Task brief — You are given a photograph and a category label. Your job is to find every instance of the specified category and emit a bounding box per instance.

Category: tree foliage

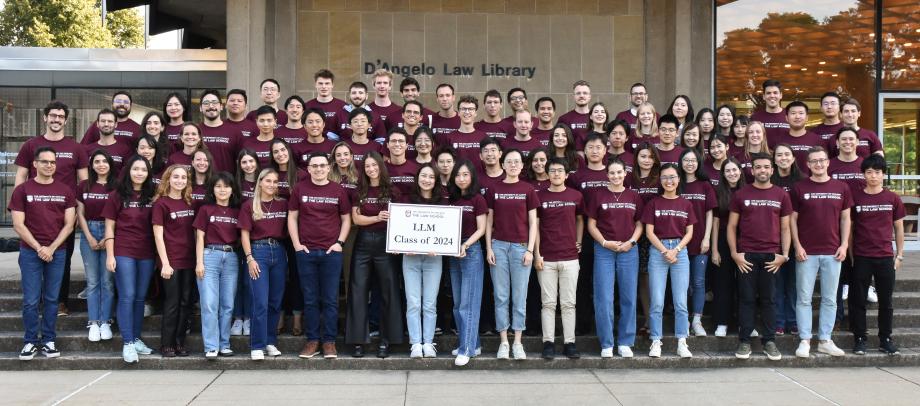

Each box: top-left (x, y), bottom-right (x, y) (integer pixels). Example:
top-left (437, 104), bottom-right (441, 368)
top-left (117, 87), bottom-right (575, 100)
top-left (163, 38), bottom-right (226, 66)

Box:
top-left (0, 0), bottom-right (144, 48)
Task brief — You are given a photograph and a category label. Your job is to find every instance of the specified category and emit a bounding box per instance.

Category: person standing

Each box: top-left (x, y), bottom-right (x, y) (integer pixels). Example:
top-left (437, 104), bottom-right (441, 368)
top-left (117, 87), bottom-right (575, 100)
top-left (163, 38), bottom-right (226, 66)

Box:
top-left (305, 69), bottom-right (348, 132)
top-left (678, 149), bottom-right (717, 337)
top-left (558, 80), bottom-right (592, 148)
top-left (12, 147), bottom-right (76, 360)
top-left (246, 78), bottom-right (289, 125)
top-left (615, 83), bottom-right (651, 126)
top-left (199, 89), bottom-right (242, 173)
top-left (431, 84), bottom-right (461, 138)
top-left (81, 91), bottom-right (141, 146)
top-left (77, 150), bottom-right (116, 342)
top-left (750, 79), bottom-right (789, 144)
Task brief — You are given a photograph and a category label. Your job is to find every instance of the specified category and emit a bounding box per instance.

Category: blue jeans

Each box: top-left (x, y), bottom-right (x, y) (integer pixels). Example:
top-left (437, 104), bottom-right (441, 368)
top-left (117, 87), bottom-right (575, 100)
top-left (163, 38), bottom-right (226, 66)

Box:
top-left (81, 221), bottom-right (113, 323)
top-left (795, 254), bottom-right (841, 340)
top-left (249, 241), bottom-right (287, 350)
top-left (449, 243), bottom-right (484, 356)
top-left (233, 252), bottom-right (251, 319)
top-left (648, 239), bottom-right (690, 340)
top-left (403, 254), bottom-right (443, 345)
top-left (296, 249), bottom-right (343, 343)
top-left (114, 256), bottom-right (155, 343)
top-left (593, 242), bottom-right (639, 349)
top-left (197, 248), bottom-right (239, 352)
top-left (689, 254), bottom-right (708, 315)
top-left (489, 239), bottom-right (530, 332)
top-left (20, 247), bottom-right (66, 345)
top-left (774, 255), bottom-right (797, 329)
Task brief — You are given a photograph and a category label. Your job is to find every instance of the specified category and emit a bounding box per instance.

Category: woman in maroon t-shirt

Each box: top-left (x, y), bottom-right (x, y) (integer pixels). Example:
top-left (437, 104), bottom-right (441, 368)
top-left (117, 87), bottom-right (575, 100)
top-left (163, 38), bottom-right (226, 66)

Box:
top-left (631, 142), bottom-right (660, 336)
top-left (772, 144), bottom-right (803, 193)
top-left (413, 128), bottom-right (435, 165)
top-left (771, 143), bottom-right (803, 335)
top-left (706, 134), bottom-right (729, 188)
top-left (436, 148), bottom-right (457, 189)
top-left (268, 137), bottom-right (305, 336)
top-left (140, 111), bottom-right (175, 159)
top-left (230, 149), bottom-right (259, 334)
top-left (78, 150), bottom-right (116, 342)
top-left (740, 121), bottom-right (771, 183)
top-left (680, 124), bottom-right (704, 158)
top-left (329, 141), bottom-right (360, 290)
top-left (163, 92), bottom-right (188, 145)
top-left (167, 123), bottom-right (204, 170)
top-left (152, 165), bottom-right (196, 357)
top-left (710, 158), bottom-right (746, 337)
top-left (193, 172), bottom-right (242, 358)
top-left (678, 148), bottom-right (717, 337)
top-left (630, 103), bottom-right (659, 152)
top-left (346, 151), bottom-right (404, 357)
top-left (526, 148), bottom-right (550, 192)
top-left (643, 164), bottom-right (696, 358)
top-left (551, 124), bottom-right (581, 173)
top-left (103, 155), bottom-right (157, 363)
top-left (135, 134), bottom-right (166, 185)
top-left (730, 115), bottom-right (749, 156)
top-left (191, 149), bottom-right (213, 211)
top-left (235, 149), bottom-right (260, 201)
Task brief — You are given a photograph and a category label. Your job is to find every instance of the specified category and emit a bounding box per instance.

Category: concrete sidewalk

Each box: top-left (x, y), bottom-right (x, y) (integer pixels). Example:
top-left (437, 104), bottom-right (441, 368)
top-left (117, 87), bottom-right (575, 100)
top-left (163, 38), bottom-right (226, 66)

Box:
top-left (4, 367), bottom-right (920, 405)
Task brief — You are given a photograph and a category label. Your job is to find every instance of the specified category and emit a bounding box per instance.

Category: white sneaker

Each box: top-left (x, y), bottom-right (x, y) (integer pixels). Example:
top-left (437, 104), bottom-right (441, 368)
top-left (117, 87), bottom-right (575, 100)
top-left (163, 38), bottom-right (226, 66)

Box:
top-left (100, 323), bottom-right (113, 340)
top-left (751, 329), bottom-right (759, 338)
top-left (205, 350), bottom-right (218, 359)
top-left (677, 338), bottom-right (692, 358)
top-left (841, 284), bottom-right (849, 301)
top-left (242, 319), bottom-right (251, 336)
top-left (649, 340), bottom-right (662, 358)
top-left (410, 343), bottom-right (423, 358)
top-left (617, 346), bottom-right (634, 358)
top-left (251, 350), bottom-right (265, 360)
top-left (143, 303), bottom-right (154, 318)
top-left (77, 288), bottom-right (88, 300)
top-left (692, 321), bottom-right (708, 337)
top-left (817, 340), bottom-right (845, 357)
top-left (123, 344), bottom-right (138, 363)
top-left (511, 343), bottom-right (526, 360)
top-left (796, 340), bottom-right (811, 358)
top-left (600, 347), bottom-right (614, 358)
top-left (422, 343), bottom-right (437, 358)
top-left (714, 325), bottom-right (727, 337)
top-left (451, 347), bottom-right (482, 357)
top-left (454, 355), bottom-right (470, 366)
top-left (230, 319), bottom-right (243, 336)
top-left (88, 323), bottom-right (101, 342)
top-left (867, 286), bottom-right (878, 303)
top-left (496, 342), bottom-right (510, 359)
top-left (265, 345), bottom-right (281, 357)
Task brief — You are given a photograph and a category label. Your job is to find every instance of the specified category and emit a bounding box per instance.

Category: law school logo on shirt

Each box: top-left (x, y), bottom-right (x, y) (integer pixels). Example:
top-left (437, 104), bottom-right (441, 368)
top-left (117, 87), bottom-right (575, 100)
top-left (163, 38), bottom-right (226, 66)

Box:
top-left (744, 200), bottom-right (750, 206)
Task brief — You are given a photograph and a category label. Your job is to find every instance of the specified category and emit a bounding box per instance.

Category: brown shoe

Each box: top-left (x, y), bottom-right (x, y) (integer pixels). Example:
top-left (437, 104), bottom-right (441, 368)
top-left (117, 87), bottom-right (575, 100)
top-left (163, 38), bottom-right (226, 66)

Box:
top-left (323, 342), bottom-right (338, 359)
top-left (299, 341), bottom-right (320, 359)
top-left (57, 303), bottom-right (69, 317)
top-left (160, 346), bottom-right (176, 358)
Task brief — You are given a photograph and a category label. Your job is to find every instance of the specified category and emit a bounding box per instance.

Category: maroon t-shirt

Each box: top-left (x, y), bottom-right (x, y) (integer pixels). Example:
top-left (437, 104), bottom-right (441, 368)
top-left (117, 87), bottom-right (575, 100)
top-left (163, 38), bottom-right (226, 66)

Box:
top-left (333, 106), bottom-right (388, 142)
top-left (828, 157), bottom-right (866, 192)
top-left (276, 169), bottom-right (307, 200)
top-left (452, 194), bottom-right (488, 240)
top-left (558, 110), bottom-right (590, 149)
top-left (536, 187), bottom-right (584, 261)
top-left (306, 98), bottom-right (347, 132)
top-left (567, 165), bottom-right (609, 207)
top-left (224, 118), bottom-right (259, 139)
top-left (771, 130), bottom-right (827, 176)
top-left (530, 126), bottom-right (553, 143)
top-left (588, 187), bottom-right (643, 242)
top-left (615, 109), bottom-right (638, 126)
top-left (85, 140), bottom-right (133, 174)
top-left (528, 177), bottom-right (550, 192)
top-left (502, 136), bottom-right (546, 158)
top-left (355, 186), bottom-right (393, 233)
top-left (193, 204), bottom-right (241, 245)
top-left (165, 123), bottom-right (184, 144)
top-left (632, 176), bottom-right (660, 203)
top-left (274, 126), bottom-right (307, 147)
top-left (15, 136), bottom-right (88, 193)
top-left (445, 129), bottom-right (488, 168)
top-left (791, 178), bottom-right (853, 255)
top-left (246, 108), bottom-right (288, 126)
top-left (151, 196), bottom-right (196, 269)
top-left (77, 180), bottom-right (110, 221)
top-left (7, 179), bottom-right (76, 248)
top-left (238, 198), bottom-right (288, 241)
top-left (851, 188), bottom-right (905, 258)
top-left (430, 113), bottom-right (461, 139)
top-left (750, 110), bottom-right (789, 146)
top-left (655, 146), bottom-right (682, 166)
top-left (101, 190), bottom-right (155, 259)
top-left (191, 182), bottom-right (208, 210)
top-left (642, 196), bottom-right (697, 240)
top-left (475, 120), bottom-right (513, 141)
top-left (628, 134), bottom-right (661, 153)
top-left (478, 170), bottom-right (506, 197)
top-left (370, 101), bottom-right (404, 132)
top-left (166, 150), bottom-right (194, 170)
top-left (82, 119), bottom-right (141, 146)
top-left (486, 180), bottom-right (540, 243)
top-left (851, 128), bottom-right (883, 158)
top-left (811, 122), bottom-right (844, 143)
top-left (240, 179), bottom-right (256, 200)
top-left (289, 180), bottom-right (351, 248)
top-left (680, 180), bottom-right (718, 255)
top-left (241, 136), bottom-right (274, 167)
top-left (295, 138), bottom-right (337, 168)
top-left (729, 184), bottom-right (793, 253)
top-left (345, 138), bottom-right (385, 170)
top-left (386, 160), bottom-right (419, 198)
top-left (200, 122), bottom-right (242, 173)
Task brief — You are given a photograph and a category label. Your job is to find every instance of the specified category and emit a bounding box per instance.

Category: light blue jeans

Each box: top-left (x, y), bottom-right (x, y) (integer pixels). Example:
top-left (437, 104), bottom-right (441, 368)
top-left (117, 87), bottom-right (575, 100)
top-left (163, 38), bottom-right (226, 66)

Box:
top-left (593, 242), bottom-right (639, 349)
top-left (197, 248), bottom-right (239, 352)
top-left (449, 243), bottom-right (484, 357)
top-left (403, 254), bottom-right (443, 345)
top-left (489, 239), bottom-right (530, 332)
top-left (648, 239), bottom-right (690, 340)
top-left (795, 254), bottom-right (841, 340)
top-left (80, 221), bottom-right (113, 323)
top-left (689, 254), bottom-right (708, 315)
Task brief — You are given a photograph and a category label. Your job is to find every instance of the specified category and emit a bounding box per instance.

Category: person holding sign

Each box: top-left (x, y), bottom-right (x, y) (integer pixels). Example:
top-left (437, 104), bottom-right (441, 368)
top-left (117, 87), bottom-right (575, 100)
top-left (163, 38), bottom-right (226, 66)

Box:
top-left (486, 149), bottom-right (539, 360)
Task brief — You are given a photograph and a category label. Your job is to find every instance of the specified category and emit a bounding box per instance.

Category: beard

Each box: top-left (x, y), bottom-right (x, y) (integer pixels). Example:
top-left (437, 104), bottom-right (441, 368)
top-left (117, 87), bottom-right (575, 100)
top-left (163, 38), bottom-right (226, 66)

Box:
top-left (114, 107), bottom-right (130, 118)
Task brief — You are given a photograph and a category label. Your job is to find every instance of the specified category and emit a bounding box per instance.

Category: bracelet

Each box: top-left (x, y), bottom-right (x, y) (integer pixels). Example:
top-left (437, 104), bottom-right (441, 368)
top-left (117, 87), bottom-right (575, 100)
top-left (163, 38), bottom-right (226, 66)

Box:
top-left (601, 240), bottom-right (608, 247)
top-left (245, 253), bottom-right (253, 257)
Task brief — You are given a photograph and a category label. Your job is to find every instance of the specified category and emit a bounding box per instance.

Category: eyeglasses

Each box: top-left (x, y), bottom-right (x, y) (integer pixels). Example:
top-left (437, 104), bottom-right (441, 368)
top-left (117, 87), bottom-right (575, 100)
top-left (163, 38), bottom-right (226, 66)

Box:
top-left (660, 175), bottom-right (679, 182)
top-left (808, 158), bottom-right (829, 165)
top-left (201, 101), bottom-right (221, 107)
top-left (458, 107), bottom-right (476, 113)
top-left (630, 92), bottom-right (647, 96)
top-left (659, 128), bottom-right (678, 134)
top-left (388, 139), bottom-right (406, 144)
top-left (35, 160), bottom-right (57, 166)
top-left (681, 158), bottom-right (698, 163)
top-left (504, 160), bottom-right (523, 166)
top-left (547, 168), bottom-right (566, 174)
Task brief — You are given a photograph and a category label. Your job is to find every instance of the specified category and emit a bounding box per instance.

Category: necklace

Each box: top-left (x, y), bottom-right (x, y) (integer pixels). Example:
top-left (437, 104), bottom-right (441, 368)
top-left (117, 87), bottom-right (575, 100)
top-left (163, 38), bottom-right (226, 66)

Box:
top-left (610, 187), bottom-right (625, 202)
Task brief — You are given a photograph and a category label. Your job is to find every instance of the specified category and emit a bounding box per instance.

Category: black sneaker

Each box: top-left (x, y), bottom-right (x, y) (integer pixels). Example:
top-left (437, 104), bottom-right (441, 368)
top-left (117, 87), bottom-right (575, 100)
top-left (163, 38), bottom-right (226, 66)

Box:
top-left (853, 336), bottom-right (867, 355)
top-left (542, 342), bottom-right (555, 360)
top-left (19, 343), bottom-right (38, 361)
top-left (563, 343), bottom-right (581, 359)
top-left (41, 342), bottom-right (61, 358)
top-left (880, 337), bottom-right (900, 355)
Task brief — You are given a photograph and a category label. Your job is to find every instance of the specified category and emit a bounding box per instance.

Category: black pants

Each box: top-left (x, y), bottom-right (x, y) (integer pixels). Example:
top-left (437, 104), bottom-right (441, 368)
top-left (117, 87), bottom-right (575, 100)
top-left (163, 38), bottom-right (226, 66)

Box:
top-left (161, 268), bottom-right (195, 348)
top-left (346, 230), bottom-right (404, 345)
top-left (479, 237), bottom-right (496, 333)
top-left (836, 255), bottom-right (853, 322)
top-left (712, 236), bottom-right (738, 326)
top-left (281, 238), bottom-right (304, 316)
top-left (737, 253), bottom-right (776, 344)
top-left (575, 230), bottom-right (595, 334)
top-left (849, 256), bottom-right (895, 339)
top-left (58, 232), bottom-right (76, 308)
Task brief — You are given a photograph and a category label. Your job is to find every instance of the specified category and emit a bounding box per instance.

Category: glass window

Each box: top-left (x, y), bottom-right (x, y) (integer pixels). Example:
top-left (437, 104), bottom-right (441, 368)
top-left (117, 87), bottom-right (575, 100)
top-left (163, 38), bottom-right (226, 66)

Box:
top-left (0, 87), bottom-right (53, 225)
top-left (881, 1), bottom-right (920, 90)
top-left (55, 88), bottom-right (186, 142)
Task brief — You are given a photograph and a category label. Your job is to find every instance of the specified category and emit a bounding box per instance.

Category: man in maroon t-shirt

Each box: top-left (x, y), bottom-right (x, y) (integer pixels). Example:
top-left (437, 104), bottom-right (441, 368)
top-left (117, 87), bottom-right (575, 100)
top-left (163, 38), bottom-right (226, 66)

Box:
top-left (224, 89), bottom-right (259, 139)
top-left (475, 89), bottom-right (514, 141)
top-left (397, 77), bottom-right (435, 128)
top-left (531, 97), bottom-right (557, 141)
top-left (370, 69), bottom-right (403, 132)
top-left (333, 81), bottom-right (387, 143)
top-left (789, 146), bottom-right (852, 358)
top-left (431, 83), bottom-right (461, 139)
top-left (503, 87), bottom-right (529, 127)
top-left (614, 82), bottom-right (650, 126)
top-left (840, 98), bottom-right (884, 158)
top-left (305, 69), bottom-right (348, 136)
top-left (277, 95), bottom-right (309, 146)
top-left (246, 78), bottom-right (289, 126)
top-left (558, 80), bottom-right (592, 148)
top-left (810, 92), bottom-right (843, 143)
top-left (384, 129), bottom-right (419, 198)
top-left (296, 109), bottom-right (337, 168)
top-left (199, 90), bottom-right (242, 173)
top-left (727, 152), bottom-right (791, 361)
top-left (502, 110), bottom-right (544, 158)
top-left (86, 109), bottom-right (132, 174)
top-left (750, 79), bottom-right (789, 145)
top-left (10, 146), bottom-right (77, 360)
top-left (446, 95), bottom-right (489, 168)
top-left (81, 91), bottom-right (141, 146)
top-left (773, 101), bottom-right (825, 177)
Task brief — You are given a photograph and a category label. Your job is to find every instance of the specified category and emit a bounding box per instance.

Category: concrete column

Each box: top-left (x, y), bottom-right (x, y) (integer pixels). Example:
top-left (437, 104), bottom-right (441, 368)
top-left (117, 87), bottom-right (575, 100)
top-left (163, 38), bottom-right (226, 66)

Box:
top-left (644, 0), bottom-right (713, 109)
top-left (227, 0), bottom-right (299, 97)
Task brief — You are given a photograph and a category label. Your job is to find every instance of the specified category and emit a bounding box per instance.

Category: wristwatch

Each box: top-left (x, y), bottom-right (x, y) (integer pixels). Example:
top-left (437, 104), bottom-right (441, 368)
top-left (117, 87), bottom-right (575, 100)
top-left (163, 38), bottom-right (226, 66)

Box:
top-left (336, 240), bottom-right (345, 246)
top-left (627, 240), bottom-right (637, 246)
top-left (897, 255), bottom-right (904, 261)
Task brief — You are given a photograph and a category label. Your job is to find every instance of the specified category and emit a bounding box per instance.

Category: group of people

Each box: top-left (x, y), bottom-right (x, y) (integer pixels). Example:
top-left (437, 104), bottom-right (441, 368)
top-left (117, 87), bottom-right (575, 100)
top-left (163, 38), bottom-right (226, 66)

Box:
top-left (13, 69), bottom-right (905, 367)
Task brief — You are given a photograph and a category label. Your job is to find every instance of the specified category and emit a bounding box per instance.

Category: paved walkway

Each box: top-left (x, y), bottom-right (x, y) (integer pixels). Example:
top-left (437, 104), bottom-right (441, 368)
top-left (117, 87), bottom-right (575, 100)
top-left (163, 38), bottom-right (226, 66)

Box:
top-left (4, 367), bottom-right (920, 405)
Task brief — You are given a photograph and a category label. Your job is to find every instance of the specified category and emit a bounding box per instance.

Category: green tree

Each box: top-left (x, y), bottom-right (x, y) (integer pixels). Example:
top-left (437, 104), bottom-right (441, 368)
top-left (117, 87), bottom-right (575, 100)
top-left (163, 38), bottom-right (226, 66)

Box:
top-left (0, 0), bottom-right (144, 48)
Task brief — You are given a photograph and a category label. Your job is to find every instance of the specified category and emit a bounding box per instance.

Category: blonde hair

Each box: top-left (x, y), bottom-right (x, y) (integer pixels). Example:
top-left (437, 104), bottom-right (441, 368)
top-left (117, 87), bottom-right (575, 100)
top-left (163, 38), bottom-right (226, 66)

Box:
top-left (251, 168), bottom-right (279, 221)
top-left (743, 121), bottom-right (772, 159)
top-left (154, 164), bottom-right (192, 204)
top-left (329, 141), bottom-right (359, 186)
top-left (634, 102), bottom-right (658, 139)
top-left (373, 68), bottom-right (394, 82)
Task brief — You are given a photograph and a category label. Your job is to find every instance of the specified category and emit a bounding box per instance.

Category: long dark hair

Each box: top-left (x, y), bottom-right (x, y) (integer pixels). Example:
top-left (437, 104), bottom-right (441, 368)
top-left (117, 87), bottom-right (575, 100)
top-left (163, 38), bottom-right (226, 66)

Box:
top-left (526, 147), bottom-right (551, 181)
top-left (678, 147), bottom-right (708, 182)
top-left (666, 94), bottom-right (695, 123)
top-left (551, 123), bottom-right (578, 172)
top-left (162, 92), bottom-right (190, 122)
top-left (771, 143), bottom-right (803, 186)
top-left (448, 158), bottom-right (480, 202)
top-left (135, 134), bottom-right (165, 176)
top-left (235, 148), bottom-right (261, 188)
top-left (85, 149), bottom-right (116, 193)
top-left (410, 164), bottom-right (444, 204)
top-left (269, 138), bottom-right (298, 188)
top-left (717, 157), bottom-right (745, 215)
top-left (357, 151), bottom-right (395, 204)
top-left (117, 155), bottom-right (155, 207)
top-left (140, 111), bottom-right (171, 160)
top-left (633, 142), bottom-right (660, 186)
top-left (192, 149), bottom-right (215, 187)
top-left (205, 171), bottom-right (241, 208)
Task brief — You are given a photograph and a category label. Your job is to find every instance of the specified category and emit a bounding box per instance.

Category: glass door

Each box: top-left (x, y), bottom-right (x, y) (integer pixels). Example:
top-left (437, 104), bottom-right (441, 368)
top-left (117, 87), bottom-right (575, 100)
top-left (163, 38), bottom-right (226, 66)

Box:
top-left (878, 93), bottom-right (920, 250)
